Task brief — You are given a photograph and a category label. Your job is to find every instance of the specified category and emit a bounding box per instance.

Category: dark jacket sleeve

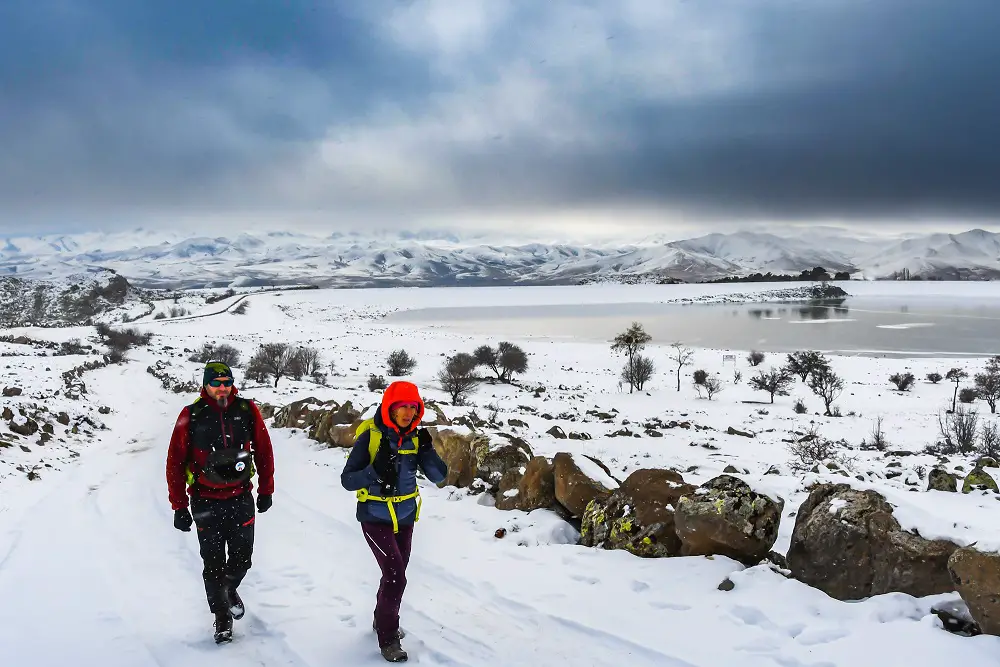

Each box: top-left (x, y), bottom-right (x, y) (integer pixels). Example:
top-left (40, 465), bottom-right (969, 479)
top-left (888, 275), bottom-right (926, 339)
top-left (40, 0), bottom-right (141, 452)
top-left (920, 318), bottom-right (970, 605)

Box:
top-left (418, 445), bottom-right (449, 485)
top-left (166, 407), bottom-right (192, 510)
top-left (341, 430), bottom-right (381, 491)
top-left (250, 401), bottom-right (275, 496)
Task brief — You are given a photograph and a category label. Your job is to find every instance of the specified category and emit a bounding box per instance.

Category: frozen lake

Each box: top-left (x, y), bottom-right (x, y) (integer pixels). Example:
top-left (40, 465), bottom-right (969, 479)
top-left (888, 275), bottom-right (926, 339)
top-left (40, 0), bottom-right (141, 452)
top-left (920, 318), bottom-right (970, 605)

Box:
top-left (385, 294), bottom-right (1000, 357)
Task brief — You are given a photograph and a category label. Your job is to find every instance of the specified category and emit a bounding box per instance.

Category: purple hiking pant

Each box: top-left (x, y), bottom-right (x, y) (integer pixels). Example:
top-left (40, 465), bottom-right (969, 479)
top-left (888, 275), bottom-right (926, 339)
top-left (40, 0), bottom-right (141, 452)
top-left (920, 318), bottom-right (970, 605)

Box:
top-left (362, 522), bottom-right (414, 646)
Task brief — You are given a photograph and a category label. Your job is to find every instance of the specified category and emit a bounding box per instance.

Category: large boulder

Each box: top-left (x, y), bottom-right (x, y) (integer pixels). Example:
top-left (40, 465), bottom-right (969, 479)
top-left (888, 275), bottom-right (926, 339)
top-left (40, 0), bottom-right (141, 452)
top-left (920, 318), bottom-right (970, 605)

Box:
top-left (948, 547), bottom-right (1000, 636)
top-left (494, 468), bottom-right (525, 511)
top-left (787, 483), bottom-right (960, 600)
top-left (513, 456), bottom-right (557, 511)
top-left (962, 466), bottom-right (999, 494)
top-left (580, 468), bottom-right (697, 557)
top-left (430, 428), bottom-right (490, 488)
top-left (272, 397), bottom-right (337, 429)
top-left (673, 475), bottom-right (783, 566)
top-left (927, 468), bottom-right (958, 492)
top-left (553, 452), bottom-right (618, 517)
top-left (311, 401), bottom-right (362, 444)
top-left (477, 435), bottom-right (533, 493)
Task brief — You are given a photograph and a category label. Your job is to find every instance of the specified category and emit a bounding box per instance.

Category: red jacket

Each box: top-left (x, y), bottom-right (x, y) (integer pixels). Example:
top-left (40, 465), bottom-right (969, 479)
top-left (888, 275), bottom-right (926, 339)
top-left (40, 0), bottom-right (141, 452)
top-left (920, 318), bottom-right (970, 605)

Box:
top-left (166, 387), bottom-right (275, 510)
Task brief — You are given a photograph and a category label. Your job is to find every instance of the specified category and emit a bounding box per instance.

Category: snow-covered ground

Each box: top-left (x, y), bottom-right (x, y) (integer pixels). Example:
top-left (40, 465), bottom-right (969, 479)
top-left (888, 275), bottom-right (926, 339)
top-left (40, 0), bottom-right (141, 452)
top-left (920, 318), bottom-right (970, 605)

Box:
top-left (1, 280), bottom-right (999, 666)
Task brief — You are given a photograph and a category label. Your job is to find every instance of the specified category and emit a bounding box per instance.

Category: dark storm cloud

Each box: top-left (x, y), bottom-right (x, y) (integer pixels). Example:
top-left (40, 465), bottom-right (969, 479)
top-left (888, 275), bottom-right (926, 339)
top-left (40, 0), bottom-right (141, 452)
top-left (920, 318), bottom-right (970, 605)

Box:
top-left (1, 0), bottom-right (998, 233)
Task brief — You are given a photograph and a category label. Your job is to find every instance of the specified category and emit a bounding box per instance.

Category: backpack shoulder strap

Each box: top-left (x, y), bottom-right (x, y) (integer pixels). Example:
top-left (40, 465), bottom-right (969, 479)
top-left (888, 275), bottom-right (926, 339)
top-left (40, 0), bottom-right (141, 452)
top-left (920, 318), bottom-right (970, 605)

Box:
top-left (355, 418), bottom-right (381, 464)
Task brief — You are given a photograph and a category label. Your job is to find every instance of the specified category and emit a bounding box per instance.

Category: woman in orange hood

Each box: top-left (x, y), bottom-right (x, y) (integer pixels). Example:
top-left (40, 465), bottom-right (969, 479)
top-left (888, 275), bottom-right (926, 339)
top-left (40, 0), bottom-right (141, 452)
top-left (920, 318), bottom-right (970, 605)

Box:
top-left (341, 380), bottom-right (448, 662)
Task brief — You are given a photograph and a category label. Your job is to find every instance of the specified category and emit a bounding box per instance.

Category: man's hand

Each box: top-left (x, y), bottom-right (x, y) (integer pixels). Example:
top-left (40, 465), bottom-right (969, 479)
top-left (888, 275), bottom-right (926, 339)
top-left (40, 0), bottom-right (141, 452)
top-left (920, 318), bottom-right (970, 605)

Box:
top-left (174, 507), bottom-right (193, 532)
top-left (257, 493), bottom-right (272, 513)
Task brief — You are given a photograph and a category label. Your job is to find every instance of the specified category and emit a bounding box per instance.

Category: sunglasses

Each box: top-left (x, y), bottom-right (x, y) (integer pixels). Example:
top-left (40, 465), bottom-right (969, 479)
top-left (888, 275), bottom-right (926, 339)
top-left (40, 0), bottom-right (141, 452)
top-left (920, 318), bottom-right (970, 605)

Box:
top-left (208, 378), bottom-right (234, 387)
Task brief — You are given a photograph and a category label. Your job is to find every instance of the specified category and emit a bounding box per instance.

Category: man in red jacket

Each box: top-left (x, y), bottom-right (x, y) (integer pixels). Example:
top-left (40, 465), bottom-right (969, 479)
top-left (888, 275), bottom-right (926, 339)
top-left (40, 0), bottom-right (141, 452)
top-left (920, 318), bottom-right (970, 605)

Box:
top-left (166, 360), bottom-right (275, 644)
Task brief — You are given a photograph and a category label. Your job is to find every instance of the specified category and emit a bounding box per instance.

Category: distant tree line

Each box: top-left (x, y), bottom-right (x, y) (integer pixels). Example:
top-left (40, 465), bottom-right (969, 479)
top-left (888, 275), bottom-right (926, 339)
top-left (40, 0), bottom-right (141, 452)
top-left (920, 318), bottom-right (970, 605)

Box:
top-left (705, 266), bottom-right (851, 284)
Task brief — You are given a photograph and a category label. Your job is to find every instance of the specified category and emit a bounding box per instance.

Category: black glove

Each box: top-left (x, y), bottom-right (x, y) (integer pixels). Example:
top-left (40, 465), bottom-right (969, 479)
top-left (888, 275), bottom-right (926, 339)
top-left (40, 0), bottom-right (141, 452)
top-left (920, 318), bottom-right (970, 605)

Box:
top-left (417, 428), bottom-right (434, 453)
top-left (174, 507), bottom-right (193, 532)
top-left (371, 443), bottom-right (398, 494)
top-left (257, 494), bottom-right (272, 513)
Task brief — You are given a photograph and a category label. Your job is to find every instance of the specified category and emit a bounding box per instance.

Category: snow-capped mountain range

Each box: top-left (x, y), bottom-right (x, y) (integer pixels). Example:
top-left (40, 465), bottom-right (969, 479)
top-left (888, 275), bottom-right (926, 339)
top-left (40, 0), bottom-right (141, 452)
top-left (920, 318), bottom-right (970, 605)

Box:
top-left (2, 227), bottom-right (998, 288)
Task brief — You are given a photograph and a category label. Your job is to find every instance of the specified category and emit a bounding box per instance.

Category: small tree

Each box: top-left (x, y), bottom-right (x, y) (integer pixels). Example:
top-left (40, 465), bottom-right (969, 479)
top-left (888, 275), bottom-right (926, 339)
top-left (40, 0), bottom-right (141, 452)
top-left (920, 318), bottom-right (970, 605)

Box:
top-left (437, 352), bottom-right (480, 405)
top-left (974, 356), bottom-right (1000, 414)
top-left (784, 350), bottom-right (830, 383)
top-left (622, 355), bottom-right (655, 392)
top-left (747, 350), bottom-right (765, 367)
top-left (979, 420), bottom-right (1000, 459)
top-left (807, 366), bottom-right (844, 416)
top-left (693, 369), bottom-right (708, 385)
top-left (669, 342), bottom-right (694, 392)
top-left (694, 375), bottom-right (723, 400)
top-left (749, 367), bottom-right (795, 404)
top-left (387, 349), bottom-right (417, 376)
top-left (611, 323), bottom-right (652, 393)
top-left (189, 342), bottom-right (241, 367)
top-left (938, 406), bottom-right (979, 454)
top-left (247, 342), bottom-right (294, 387)
top-left (946, 367), bottom-right (969, 412)
top-left (474, 342), bottom-right (528, 383)
top-left (926, 372), bottom-right (942, 384)
top-left (288, 346), bottom-right (322, 380)
top-left (888, 372), bottom-right (915, 392)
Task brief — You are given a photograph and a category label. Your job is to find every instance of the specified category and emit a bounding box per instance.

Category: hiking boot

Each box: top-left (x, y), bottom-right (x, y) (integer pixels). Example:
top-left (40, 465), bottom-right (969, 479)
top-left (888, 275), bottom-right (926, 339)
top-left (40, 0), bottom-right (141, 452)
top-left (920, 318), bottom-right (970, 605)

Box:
top-left (373, 619), bottom-right (405, 640)
top-left (214, 611), bottom-right (233, 644)
top-left (380, 639), bottom-right (408, 662)
top-left (227, 585), bottom-right (245, 620)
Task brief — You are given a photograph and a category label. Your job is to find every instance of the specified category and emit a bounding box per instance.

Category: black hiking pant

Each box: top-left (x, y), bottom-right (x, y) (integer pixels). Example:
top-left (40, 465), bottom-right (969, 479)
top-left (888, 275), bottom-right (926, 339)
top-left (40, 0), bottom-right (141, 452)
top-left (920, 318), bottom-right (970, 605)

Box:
top-left (191, 492), bottom-right (255, 614)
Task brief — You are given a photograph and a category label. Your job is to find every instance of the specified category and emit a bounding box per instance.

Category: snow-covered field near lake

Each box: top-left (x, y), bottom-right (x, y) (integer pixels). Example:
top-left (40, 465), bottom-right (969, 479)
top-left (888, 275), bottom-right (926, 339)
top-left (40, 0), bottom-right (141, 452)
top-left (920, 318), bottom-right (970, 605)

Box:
top-left (1, 281), bottom-right (999, 666)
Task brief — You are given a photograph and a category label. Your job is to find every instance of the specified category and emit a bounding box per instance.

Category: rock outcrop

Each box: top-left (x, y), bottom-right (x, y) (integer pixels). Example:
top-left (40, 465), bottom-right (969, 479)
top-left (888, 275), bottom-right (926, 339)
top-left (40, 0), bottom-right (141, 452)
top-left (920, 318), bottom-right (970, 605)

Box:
top-left (948, 547), bottom-right (1000, 636)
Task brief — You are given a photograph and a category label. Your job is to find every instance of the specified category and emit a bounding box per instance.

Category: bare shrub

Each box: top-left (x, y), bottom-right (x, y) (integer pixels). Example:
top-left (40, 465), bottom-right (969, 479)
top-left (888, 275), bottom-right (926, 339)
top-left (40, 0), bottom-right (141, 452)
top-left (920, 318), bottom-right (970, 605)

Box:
top-left (437, 353), bottom-right (479, 405)
top-left (622, 354), bottom-right (655, 392)
top-left (246, 342), bottom-right (294, 387)
top-left (889, 372), bottom-right (915, 391)
top-left (95, 323), bottom-right (153, 351)
top-left (978, 421), bottom-right (1000, 460)
top-left (787, 423), bottom-right (844, 470)
top-left (387, 349), bottom-right (417, 376)
top-left (749, 367), bottom-right (796, 404)
top-left (937, 406), bottom-right (980, 455)
top-left (861, 416), bottom-right (889, 451)
top-left (232, 301), bottom-right (249, 315)
top-left (807, 367), bottom-right (844, 416)
top-left (169, 306), bottom-right (188, 318)
top-left (694, 375), bottom-right (723, 400)
top-left (747, 350), bottom-right (765, 366)
top-left (974, 356), bottom-right (1000, 413)
top-left (367, 374), bottom-right (387, 392)
top-left (154, 312), bottom-right (167, 320)
top-left (189, 342), bottom-right (241, 367)
top-left (289, 346), bottom-right (322, 380)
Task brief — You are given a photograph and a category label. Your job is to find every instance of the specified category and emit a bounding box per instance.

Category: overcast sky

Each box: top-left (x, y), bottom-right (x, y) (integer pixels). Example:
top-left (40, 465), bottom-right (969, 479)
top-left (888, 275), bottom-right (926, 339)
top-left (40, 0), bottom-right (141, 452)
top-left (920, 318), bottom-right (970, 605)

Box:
top-left (2, 0), bottom-right (999, 239)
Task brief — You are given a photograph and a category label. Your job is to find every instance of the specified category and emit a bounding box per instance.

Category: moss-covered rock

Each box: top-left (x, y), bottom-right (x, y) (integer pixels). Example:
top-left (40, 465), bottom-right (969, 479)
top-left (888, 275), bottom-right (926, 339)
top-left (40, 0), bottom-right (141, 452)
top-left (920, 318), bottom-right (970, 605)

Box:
top-left (962, 467), bottom-right (999, 494)
top-left (673, 474), bottom-right (783, 566)
top-left (927, 467), bottom-right (958, 492)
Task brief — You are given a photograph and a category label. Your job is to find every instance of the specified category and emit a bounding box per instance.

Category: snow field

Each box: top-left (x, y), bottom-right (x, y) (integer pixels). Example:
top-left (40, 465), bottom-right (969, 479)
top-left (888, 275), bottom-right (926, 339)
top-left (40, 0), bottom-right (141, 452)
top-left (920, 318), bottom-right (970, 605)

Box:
top-left (1, 281), bottom-right (999, 665)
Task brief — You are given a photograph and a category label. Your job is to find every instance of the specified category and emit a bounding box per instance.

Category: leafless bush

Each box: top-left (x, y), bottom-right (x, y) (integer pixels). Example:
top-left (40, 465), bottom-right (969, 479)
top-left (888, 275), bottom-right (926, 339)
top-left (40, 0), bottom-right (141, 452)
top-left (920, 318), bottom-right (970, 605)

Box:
top-left (861, 416), bottom-right (889, 451)
top-left (889, 372), bottom-right (915, 391)
top-left (189, 342), bottom-right (241, 367)
top-left (622, 354), bottom-right (655, 392)
top-left (169, 306), bottom-right (188, 318)
top-left (246, 342), bottom-right (294, 387)
top-left (95, 323), bottom-right (153, 351)
top-left (937, 406), bottom-right (980, 455)
top-left (438, 352), bottom-right (480, 405)
top-left (808, 367), bottom-right (844, 416)
top-left (231, 300), bottom-right (249, 315)
top-left (105, 348), bottom-right (128, 364)
top-left (978, 420), bottom-right (1000, 460)
top-left (787, 423), bottom-right (846, 470)
top-left (694, 375), bottom-right (723, 400)
top-left (289, 346), bottom-right (322, 380)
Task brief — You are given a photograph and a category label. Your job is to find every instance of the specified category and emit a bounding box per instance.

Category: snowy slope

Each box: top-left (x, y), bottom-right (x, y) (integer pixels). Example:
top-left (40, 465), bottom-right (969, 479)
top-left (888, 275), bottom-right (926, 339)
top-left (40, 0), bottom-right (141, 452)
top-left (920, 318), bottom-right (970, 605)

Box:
top-left (2, 281), bottom-right (1000, 665)
top-left (2, 227), bottom-right (999, 288)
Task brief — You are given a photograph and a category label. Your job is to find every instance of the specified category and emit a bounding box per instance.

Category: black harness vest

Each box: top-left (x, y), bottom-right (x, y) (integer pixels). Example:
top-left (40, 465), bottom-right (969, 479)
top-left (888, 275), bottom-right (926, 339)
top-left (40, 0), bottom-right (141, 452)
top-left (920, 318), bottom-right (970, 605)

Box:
top-left (188, 397), bottom-right (257, 489)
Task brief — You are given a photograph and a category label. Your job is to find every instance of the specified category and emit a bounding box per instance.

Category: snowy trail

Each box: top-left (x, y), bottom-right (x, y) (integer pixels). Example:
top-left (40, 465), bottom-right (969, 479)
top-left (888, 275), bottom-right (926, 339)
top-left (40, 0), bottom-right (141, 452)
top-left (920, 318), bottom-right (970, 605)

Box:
top-left (0, 364), bottom-right (698, 666)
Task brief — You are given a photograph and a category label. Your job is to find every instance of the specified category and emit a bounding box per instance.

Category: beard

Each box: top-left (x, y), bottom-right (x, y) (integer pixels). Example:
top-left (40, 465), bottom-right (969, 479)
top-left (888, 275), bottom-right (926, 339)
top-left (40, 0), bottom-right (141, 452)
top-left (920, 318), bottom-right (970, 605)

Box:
top-left (215, 394), bottom-right (230, 408)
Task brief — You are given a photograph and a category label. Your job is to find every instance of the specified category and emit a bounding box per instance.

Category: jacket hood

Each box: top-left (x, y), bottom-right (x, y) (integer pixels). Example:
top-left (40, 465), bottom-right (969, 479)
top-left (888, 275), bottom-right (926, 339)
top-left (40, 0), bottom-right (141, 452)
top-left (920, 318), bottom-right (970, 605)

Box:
top-left (379, 381), bottom-right (424, 434)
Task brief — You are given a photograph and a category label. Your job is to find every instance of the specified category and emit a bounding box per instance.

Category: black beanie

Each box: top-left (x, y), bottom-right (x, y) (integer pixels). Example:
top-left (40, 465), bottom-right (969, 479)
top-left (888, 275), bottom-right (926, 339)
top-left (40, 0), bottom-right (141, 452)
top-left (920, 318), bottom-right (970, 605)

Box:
top-left (203, 361), bottom-right (233, 385)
